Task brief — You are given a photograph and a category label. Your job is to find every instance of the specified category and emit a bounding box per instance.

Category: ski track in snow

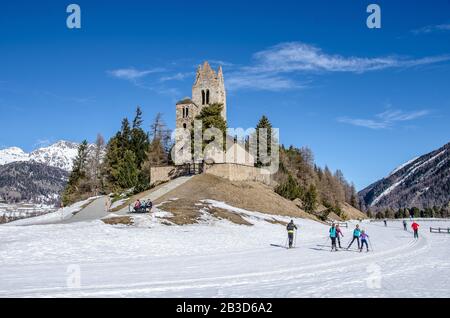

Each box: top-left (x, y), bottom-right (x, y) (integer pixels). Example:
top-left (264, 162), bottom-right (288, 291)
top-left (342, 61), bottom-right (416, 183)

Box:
top-left (0, 211), bottom-right (449, 298)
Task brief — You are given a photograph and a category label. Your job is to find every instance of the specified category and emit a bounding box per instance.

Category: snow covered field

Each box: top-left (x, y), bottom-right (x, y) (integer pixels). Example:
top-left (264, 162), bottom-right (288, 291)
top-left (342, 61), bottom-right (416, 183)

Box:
top-left (1, 202), bottom-right (449, 298)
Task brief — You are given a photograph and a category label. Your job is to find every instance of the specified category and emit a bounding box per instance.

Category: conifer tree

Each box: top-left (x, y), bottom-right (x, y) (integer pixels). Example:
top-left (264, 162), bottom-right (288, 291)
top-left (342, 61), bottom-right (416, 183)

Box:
top-left (117, 150), bottom-right (139, 189)
top-left (119, 118), bottom-right (131, 151)
top-left (103, 132), bottom-right (122, 191)
top-left (303, 184), bottom-right (318, 213)
top-left (275, 174), bottom-right (301, 200)
top-left (62, 140), bottom-right (89, 204)
top-left (193, 103), bottom-right (227, 151)
top-left (130, 106), bottom-right (150, 169)
top-left (255, 115), bottom-right (273, 167)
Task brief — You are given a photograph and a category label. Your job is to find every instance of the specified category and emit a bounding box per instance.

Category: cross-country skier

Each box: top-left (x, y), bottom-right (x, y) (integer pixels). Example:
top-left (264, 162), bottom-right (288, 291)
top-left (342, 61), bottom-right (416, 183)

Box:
top-left (383, 219), bottom-right (387, 227)
top-left (286, 220), bottom-right (298, 249)
top-left (336, 224), bottom-right (344, 248)
top-left (347, 224), bottom-right (361, 250)
top-left (360, 230), bottom-right (369, 252)
top-left (329, 223), bottom-right (338, 252)
top-left (403, 220), bottom-right (407, 231)
top-left (411, 221), bottom-right (420, 239)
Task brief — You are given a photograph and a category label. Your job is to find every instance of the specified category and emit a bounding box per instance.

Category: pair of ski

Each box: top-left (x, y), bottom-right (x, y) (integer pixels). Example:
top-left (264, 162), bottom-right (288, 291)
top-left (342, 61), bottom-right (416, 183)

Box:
top-left (270, 244), bottom-right (298, 249)
top-left (343, 248), bottom-right (370, 253)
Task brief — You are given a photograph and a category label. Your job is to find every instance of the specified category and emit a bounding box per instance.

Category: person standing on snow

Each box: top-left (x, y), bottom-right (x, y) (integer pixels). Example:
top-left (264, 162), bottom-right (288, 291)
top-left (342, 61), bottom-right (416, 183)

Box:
top-left (286, 220), bottom-right (298, 249)
top-left (329, 223), bottom-right (338, 252)
top-left (336, 224), bottom-right (344, 249)
top-left (411, 221), bottom-right (420, 239)
top-left (360, 230), bottom-right (370, 252)
top-left (383, 219), bottom-right (387, 227)
top-left (403, 220), bottom-right (407, 231)
top-left (347, 224), bottom-right (361, 250)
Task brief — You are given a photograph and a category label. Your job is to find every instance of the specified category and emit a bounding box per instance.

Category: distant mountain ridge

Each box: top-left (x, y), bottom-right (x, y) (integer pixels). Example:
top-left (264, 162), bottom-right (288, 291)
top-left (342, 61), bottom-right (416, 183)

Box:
top-left (0, 140), bottom-right (98, 206)
top-left (0, 140), bottom-right (93, 172)
top-left (359, 142), bottom-right (450, 211)
top-left (0, 161), bottom-right (68, 205)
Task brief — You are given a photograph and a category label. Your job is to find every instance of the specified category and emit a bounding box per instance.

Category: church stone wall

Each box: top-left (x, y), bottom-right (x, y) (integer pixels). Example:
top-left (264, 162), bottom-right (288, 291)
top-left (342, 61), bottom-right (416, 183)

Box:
top-left (204, 163), bottom-right (272, 185)
top-left (150, 166), bottom-right (186, 185)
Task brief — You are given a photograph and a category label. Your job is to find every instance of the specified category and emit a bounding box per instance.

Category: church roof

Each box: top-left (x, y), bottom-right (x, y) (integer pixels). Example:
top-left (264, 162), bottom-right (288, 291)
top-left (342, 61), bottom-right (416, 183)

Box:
top-left (176, 97), bottom-right (195, 105)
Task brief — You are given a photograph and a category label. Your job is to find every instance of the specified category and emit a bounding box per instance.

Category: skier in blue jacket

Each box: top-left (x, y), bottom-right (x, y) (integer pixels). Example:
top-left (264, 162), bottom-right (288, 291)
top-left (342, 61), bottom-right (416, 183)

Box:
top-left (329, 223), bottom-right (338, 252)
top-left (347, 224), bottom-right (361, 250)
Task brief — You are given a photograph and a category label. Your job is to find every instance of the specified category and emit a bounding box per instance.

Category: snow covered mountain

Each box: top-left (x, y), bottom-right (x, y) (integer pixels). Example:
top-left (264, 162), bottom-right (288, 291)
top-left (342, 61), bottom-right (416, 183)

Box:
top-left (29, 141), bottom-right (80, 171)
top-left (0, 161), bottom-right (68, 205)
top-left (0, 140), bottom-right (103, 205)
top-left (359, 142), bottom-right (450, 211)
top-left (0, 147), bottom-right (29, 165)
top-left (0, 140), bottom-right (86, 172)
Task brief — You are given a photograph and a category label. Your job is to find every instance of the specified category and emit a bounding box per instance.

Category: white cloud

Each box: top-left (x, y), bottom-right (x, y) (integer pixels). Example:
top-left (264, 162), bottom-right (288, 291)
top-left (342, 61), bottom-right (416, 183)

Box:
top-left (412, 23), bottom-right (450, 35)
top-left (226, 42), bottom-right (450, 91)
top-left (338, 109), bottom-right (430, 130)
top-left (107, 42), bottom-right (450, 92)
top-left (108, 67), bottom-right (164, 81)
top-left (208, 60), bottom-right (235, 67)
top-left (227, 73), bottom-right (301, 91)
top-left (249, 42), bottom-right (450, 73)
top-left (159, 72), bottom-right (192, 82)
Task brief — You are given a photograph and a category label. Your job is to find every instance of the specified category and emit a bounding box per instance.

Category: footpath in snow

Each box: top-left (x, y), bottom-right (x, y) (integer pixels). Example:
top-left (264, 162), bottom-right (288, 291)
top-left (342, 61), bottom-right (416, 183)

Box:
top-left (0, 202), bottom-right (449, 298)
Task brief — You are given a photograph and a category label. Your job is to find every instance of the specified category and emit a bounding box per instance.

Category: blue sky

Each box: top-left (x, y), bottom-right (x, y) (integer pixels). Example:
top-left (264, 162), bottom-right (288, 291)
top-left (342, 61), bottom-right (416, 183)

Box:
top-left (1, 0), bottom-right (449, 190)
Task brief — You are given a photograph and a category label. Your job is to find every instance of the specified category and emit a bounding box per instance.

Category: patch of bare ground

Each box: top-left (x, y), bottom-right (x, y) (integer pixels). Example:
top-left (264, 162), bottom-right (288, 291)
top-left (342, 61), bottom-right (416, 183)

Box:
top-left (157, 198), bottom-right (200, 225)
top-left (155, 174), bottom-right (316, 225)
top-left (207, 207), bottom-right (253, 226)
top-left (340, 202), bottom-right (367, 220)
top-left (102, 216), bottom-right (134, 226)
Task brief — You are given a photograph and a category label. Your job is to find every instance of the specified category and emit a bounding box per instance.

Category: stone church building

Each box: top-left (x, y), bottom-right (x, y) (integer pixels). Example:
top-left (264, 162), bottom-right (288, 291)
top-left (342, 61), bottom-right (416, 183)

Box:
top-left (149, 61), bottom-right (272, 186)
top-left (174, 61), bottom-right (254, 167)
top-left (176, 61), bottom-right (227, 129)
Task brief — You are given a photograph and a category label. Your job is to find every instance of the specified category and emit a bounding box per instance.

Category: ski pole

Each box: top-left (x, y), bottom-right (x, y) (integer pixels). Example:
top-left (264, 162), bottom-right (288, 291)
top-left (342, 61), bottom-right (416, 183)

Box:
top-left (294, 230), bottom-right (298, 248)
top-left (346, 237), bottom-right (352, 248)
top-left (368, 238), bottom-right (375, 252)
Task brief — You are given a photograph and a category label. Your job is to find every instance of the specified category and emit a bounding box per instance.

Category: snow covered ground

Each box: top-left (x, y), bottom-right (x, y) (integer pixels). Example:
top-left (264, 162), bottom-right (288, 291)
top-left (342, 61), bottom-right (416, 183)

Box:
top-left (0, 201), bottom-right (449, 298)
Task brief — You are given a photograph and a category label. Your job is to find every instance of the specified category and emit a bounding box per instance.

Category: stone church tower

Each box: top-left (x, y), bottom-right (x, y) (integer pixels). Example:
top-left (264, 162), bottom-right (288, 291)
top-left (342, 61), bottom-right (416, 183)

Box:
top-left (176, 61), bottom-right (227, 129)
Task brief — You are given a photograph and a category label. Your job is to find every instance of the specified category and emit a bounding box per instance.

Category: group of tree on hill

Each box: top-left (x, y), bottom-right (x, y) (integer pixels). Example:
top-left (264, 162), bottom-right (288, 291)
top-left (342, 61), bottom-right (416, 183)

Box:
top-left (62, 104), bottom-right (359, 219)
top-left (253, 115), bottom-right (359, 219)
top-left (373, 205), bottom-right (450, 219)
top-left (62, 107), bottom-right (171, 205)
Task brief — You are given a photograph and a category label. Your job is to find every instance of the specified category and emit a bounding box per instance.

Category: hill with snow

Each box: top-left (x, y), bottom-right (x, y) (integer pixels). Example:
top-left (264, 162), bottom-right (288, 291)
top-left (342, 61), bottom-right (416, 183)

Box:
top-left (0, 140), bottom-right (91, 172)
top-left (0, 147), bottom-right (29, 165)
top-left (0, 140), bottom-right (100, 206)
top-left (359, 142), bottom-right (450, 211)
top-left (0, 161), bottom-right (68, 205)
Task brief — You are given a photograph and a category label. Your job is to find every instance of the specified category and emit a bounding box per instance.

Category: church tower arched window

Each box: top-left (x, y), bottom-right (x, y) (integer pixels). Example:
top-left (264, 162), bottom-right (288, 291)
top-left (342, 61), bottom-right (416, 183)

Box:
top-left (202, 90), bottom-right (206, 105)
top-left (206, 90), bottom-right (210, 104)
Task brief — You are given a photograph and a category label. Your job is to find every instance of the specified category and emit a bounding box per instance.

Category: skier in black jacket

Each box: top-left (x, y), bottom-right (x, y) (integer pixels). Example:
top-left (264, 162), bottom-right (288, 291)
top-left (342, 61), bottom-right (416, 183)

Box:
top-left (286, 220), bottom-right (298, 249)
